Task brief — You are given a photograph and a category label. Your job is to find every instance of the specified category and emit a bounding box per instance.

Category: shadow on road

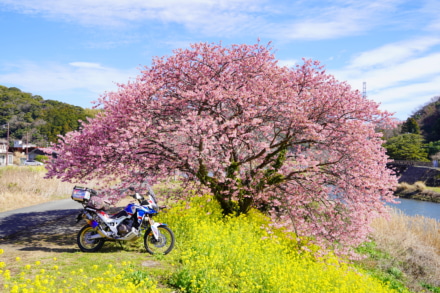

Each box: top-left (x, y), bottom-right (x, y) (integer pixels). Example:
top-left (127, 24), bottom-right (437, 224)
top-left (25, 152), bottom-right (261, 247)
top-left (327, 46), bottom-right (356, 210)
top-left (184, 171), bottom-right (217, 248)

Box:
top-left (0, 208), bottom-right (141, 254)
top-left (0, 200), bottom-right (144, 254)
top-left (0, 209), bottom-right (79, 237)
top-left (0, 209), bottom-right (81, 251)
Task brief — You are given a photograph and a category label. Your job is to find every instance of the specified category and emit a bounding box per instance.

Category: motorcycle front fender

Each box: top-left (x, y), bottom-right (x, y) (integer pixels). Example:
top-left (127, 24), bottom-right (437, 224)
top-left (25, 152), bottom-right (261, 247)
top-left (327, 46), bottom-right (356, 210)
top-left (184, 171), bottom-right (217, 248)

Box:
top-left (151, 222), bottom-right (162, 240)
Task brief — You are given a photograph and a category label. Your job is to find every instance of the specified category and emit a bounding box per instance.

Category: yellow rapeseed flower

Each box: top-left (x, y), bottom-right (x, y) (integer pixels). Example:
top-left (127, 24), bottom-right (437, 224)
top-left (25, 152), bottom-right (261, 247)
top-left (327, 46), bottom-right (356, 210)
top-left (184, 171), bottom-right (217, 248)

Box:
top-left (3, 269), bottom-right (11, 280)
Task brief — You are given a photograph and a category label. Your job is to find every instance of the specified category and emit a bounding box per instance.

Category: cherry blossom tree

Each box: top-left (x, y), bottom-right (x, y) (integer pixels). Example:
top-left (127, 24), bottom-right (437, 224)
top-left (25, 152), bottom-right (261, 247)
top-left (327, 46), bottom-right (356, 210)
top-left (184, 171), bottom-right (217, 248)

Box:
top-left (45, 42), bottom-right (397, 251)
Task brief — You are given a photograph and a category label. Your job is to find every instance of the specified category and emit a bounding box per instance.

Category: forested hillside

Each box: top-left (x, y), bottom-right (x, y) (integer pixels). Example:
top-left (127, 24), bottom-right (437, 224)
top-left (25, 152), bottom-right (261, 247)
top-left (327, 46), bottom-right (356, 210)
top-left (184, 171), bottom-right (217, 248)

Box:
top-left (411, 96), bottom-right (440, 142)
top-left (0, 85), bottom-right (98, 146)
top-left (383, 95), bottom-right (440, 161)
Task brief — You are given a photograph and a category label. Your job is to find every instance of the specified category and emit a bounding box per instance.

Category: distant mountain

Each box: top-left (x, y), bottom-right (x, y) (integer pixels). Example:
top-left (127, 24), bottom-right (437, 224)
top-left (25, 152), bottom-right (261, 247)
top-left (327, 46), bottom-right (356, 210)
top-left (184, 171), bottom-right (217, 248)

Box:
top-left (0, 85), bottom-right (98, 146)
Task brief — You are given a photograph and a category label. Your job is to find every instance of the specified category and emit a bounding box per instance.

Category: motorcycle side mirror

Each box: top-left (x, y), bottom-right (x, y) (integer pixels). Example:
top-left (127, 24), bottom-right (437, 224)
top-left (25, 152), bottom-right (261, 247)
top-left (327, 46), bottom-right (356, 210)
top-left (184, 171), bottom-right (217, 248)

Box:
top-left (129, 187), bottom-right (135, 191)
top-left (135, 193), bottom-right (144, 200)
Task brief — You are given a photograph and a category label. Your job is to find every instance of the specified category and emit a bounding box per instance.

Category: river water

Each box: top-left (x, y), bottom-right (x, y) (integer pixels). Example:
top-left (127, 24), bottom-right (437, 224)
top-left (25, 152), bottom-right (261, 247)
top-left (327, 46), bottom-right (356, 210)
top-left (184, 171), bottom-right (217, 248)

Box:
top-left (389, 198), bottom-right (440, 221)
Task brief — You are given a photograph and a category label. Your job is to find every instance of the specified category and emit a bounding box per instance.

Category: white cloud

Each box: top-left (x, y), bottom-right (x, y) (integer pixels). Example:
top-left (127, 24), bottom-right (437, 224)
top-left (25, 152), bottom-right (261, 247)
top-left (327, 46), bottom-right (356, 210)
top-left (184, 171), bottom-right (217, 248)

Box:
top-left (0, 0), bottom-right (264, 30)
top-left (422, 0), bottom-right (440, 30)
top-left (277, 59), bottom-right (298, 68)
top-left (333, 42), bottom-right (440, 93)
top-left (329, 36), bottom-right (440, 120)
top-left (69, 62), bottom-right (107, 69)
top-left (347, 37), bottom-right (440, 69)
top-left (0, 61), bottom-right (137, 99)
top-left (358, 52), bottom-right (440, 92)
top-left (280, 20), bottom-right (361, 40)
top-left (270, 0), bottom-right (405, 40)
top-left (0, 0), bottom-right (409, 40)
top-left (369, 84), bottom-right (440, 119)
top-left (1, 0), bottom-right (439, 120)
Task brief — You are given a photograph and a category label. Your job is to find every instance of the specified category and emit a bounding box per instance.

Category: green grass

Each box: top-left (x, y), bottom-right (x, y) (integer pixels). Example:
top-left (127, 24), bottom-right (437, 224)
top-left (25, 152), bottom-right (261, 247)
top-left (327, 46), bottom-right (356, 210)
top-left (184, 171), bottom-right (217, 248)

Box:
top-left (422, 283), bottom-right (440, 293)
top-left (1, 251), bottom-right (168, 292)
top-left (355, 241), bottom-right (411, 293)
top-left (426, 186), bottom-right (440, 193)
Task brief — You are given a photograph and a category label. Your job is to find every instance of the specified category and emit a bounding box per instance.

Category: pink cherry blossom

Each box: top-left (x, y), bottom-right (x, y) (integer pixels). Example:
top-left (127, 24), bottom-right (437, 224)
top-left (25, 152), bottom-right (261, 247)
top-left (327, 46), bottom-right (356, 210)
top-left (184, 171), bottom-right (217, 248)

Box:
top-left (45, 42), bottom-right (397, 254)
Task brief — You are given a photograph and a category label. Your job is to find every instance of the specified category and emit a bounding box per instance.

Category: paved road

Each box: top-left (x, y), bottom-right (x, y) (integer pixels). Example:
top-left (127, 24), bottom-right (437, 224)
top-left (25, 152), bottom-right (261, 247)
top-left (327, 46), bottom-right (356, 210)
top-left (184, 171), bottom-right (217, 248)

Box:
top-left (0, 199), bottom-right (83, 239)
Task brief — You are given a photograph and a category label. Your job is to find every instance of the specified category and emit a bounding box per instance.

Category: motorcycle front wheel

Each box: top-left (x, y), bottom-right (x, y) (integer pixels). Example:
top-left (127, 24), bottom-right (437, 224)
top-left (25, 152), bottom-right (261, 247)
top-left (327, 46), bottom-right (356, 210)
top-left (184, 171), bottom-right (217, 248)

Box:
top-left (144, 225), bottom-right (175, 255)
top-left (77, 225), bottom-right (105, 252)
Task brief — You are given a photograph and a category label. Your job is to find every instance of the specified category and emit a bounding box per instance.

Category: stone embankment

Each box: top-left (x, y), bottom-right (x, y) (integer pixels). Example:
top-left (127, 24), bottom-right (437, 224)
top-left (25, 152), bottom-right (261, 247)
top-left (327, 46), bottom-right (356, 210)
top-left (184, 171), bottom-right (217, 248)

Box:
top-left (398, 166), bottom-right (440, 186)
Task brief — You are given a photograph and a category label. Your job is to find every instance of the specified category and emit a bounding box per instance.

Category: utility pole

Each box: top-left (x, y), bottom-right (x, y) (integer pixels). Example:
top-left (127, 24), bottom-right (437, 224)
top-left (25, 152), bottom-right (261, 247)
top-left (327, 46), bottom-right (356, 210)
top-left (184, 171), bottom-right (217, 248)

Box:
top-left (6, 123), bottom-right (9, 166)
top-left (26, 132), bottom-right (29, 160)
top-left (2, 123), bottom-right (10, 166)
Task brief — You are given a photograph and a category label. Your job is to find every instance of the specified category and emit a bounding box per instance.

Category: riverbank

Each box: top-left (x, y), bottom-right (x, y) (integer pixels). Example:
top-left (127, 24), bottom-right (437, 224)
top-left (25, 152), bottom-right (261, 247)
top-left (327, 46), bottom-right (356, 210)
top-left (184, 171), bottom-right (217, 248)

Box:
top-left (395, 181), bottom-right (440, 203)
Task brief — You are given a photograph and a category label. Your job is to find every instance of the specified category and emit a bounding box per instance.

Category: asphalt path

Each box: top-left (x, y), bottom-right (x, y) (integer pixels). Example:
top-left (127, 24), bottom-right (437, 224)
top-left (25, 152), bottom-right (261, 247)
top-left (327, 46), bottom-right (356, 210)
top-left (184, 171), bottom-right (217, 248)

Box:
top-left (0, 199), bottom-right (83, 239)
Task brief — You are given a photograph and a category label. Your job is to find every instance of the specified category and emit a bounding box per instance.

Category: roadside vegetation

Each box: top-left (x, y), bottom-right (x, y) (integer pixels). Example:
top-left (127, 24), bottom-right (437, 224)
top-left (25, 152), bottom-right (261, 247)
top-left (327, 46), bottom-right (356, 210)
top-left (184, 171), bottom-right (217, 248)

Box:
top-left (0, 166), bottom-right (76, 212)
top-left (1, 167), bottom-right (440, 292)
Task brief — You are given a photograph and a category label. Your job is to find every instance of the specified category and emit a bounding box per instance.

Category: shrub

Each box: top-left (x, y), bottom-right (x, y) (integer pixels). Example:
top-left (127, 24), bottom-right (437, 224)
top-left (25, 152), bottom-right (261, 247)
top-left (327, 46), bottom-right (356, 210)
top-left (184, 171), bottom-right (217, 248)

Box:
top-left (35, 155), bottom-right (49, 163)
top-left (414, 181), bottom-right (427, 192)
top-left (396, 182), bottom-right (412, 193)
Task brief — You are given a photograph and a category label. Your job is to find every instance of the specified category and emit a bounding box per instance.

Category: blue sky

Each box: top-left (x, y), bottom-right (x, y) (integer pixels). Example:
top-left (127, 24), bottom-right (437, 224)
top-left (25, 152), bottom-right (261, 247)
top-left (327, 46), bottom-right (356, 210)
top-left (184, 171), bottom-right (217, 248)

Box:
top-left (1, 0), bottom-right (439, 121)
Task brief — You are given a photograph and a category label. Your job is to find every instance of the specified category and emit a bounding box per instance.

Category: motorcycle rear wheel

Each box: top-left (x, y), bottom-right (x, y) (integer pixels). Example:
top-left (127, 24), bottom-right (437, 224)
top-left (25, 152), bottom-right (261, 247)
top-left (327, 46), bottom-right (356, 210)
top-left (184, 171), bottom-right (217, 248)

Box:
top-left (77, 225), bottom-right (105, 252)
top-left (144, 225), bottom-right (175, 255)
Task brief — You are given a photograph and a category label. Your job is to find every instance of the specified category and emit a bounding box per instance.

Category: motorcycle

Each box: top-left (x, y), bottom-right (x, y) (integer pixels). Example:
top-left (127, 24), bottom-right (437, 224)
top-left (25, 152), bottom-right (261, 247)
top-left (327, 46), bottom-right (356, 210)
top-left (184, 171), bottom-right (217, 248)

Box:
top-left (71, 185), bottom-right (175, 254)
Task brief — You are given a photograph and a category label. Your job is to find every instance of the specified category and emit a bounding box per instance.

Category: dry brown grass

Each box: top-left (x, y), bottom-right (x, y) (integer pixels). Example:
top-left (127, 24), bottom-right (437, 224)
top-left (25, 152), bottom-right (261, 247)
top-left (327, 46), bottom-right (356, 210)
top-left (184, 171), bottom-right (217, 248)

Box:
top-left (414, 181), bottom-right (428, 192)
top-left (395, 181), bottom-right (440, 203)
top-left (396, 181), bottom-right (428, 193)
top-left (0, 166), bottom-right (139, 213)
top-left (0, 166), bottom-right (77, 212)
top-left (370, 208), bottom-right (440, 289)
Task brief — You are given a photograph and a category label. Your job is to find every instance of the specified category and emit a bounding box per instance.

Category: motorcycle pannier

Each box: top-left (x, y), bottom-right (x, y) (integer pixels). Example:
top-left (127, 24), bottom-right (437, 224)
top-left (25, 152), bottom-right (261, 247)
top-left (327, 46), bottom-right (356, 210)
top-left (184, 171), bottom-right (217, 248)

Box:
top-left (72, 186), bottom-right (95, 202)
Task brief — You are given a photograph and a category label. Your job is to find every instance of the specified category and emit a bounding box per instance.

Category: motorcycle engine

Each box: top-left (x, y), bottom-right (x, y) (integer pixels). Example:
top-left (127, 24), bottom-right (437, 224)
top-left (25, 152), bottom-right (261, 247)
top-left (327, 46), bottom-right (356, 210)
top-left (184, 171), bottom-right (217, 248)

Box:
top-left (117, 219), bottom-right (133, 236)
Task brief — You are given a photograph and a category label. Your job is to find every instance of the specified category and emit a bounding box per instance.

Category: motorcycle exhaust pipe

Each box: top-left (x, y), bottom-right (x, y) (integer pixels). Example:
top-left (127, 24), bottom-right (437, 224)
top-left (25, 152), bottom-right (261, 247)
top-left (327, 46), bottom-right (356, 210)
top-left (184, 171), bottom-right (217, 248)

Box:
top-left (85, 219), bottom-right (111, 239)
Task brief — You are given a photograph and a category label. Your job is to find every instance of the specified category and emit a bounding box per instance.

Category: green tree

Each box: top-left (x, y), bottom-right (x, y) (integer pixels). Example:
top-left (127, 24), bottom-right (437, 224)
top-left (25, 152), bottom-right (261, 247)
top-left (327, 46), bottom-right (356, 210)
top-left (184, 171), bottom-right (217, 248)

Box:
top-left (35, 154), bottom-right (48, 163)
top-left (0, 85), bottom-right (93, 145)
top-left (426, 140), bottom-right (440, 158)
top-left (400, 117), bottom-right (420, 134)
top-left (84, 108), bottom-right (101, 118)
top-left (40, 103), bottom-right (88, 142)
top-left (383, 133), bottom-right (429, 161)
